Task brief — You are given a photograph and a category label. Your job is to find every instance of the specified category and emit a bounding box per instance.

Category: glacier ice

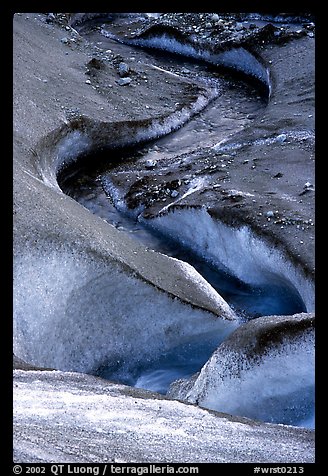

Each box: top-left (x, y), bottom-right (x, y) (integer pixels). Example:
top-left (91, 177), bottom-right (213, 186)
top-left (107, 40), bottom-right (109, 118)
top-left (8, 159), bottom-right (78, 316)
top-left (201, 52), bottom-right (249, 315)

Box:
top-left (13, 369), bottom-right (315, 463)
top-left (124, 34), bottom-right (271, 91)
top-left (168, 313), bottom-right (315, 428)
top-left (141, 207), bottom-right (314, 312)
top-left (13, 247), bottom-right (238, 375)
top-left (14, 66), bottom-right (236, 379)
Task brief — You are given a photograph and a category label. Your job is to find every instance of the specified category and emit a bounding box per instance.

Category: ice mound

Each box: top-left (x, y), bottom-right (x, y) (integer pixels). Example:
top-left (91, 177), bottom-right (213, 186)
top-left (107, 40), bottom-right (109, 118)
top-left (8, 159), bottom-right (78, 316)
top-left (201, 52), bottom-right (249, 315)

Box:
top-left (168, 313), bottom-right (315, 428)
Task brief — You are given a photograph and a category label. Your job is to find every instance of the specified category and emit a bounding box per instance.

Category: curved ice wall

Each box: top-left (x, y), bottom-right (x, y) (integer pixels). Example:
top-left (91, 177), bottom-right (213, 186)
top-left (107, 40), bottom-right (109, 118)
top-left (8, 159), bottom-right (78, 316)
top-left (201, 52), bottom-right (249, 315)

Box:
top-left (141, 207), bottom-right (315, 312)
top-left (37, 87), bottom-right (218, 190)
top-left (13, 245), bottom-right (237, 373)
top-left (116, 32), bottom-right (271, 94)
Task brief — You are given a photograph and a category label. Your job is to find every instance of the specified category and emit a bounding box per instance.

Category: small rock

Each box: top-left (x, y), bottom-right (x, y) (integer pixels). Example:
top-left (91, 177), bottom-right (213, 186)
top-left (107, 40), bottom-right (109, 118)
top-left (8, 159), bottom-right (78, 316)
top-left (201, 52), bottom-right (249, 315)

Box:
top-left (211, 14), bottom-right (220, 22)
top-left (145, 159), bottom-right (157, 169)
top-left (117, 77), bottom-right (132, 86)
top-left (265, 211), bottom-right (275, 218)
top-left (304, 182), bottom-right (314, 190)
top-left (118, 62), bottom-right (130, 77)
top-left (276, 134), bottom-right (287, 143)
top-left (85, 79), bottom-right (91, 85)
top-left (60, 37), bottom-right (69, 44)
top-left (170, 190), bottom-right (179, 198)
top-left (87, 58), bottom-right (105, 70)
top-left (273, 172), bottom-right (283, 179)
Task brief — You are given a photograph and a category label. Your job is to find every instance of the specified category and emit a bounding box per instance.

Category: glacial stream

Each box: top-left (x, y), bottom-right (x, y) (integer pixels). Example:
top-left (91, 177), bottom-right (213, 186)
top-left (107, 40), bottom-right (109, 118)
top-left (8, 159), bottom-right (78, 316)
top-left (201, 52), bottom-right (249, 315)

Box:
top-left (57, 20), bottom-right (313, 428)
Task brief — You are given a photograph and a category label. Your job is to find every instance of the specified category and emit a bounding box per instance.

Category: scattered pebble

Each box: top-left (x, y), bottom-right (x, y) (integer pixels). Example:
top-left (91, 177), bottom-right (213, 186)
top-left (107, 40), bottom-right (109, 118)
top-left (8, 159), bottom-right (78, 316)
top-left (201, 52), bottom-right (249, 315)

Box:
top-left (145, 159), bottom-right (157, 169)
top-left (117, 77), bottom-right (132, 86)
top-left (299, 182), bottom-right (315, 195)
top-left (118, 62), bottom-right (130, 77)
top-left (276, 134), bottom-right (287, 143)
top-left (304, 182), bottom-right (313, 189)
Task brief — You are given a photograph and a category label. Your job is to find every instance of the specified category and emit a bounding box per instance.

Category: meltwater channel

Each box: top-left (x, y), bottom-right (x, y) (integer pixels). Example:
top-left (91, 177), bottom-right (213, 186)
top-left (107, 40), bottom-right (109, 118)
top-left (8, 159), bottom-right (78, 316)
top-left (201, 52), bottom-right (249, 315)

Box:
top-left (56, 25), bottom-right (313, 428)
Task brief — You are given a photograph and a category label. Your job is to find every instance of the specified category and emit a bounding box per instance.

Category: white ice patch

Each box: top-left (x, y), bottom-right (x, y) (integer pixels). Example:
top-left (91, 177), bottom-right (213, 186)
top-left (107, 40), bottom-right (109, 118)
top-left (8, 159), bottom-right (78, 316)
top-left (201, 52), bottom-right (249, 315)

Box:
top-left (167, 257), bottom-right (236, 321)
top-left (101, 175), bottom-right (142, 218)
top-left (213, 130), bottom-right (315, 152)
top-left (56, 130), bottom-right (91, 167)
top-left (157, 177), bottom-right (208, 214)
top-left (141, 208), bottom-right (314, 311)
top-left (124, 34), bottom-right (204, 60)
top-left (133, 91), bottom-right (218, 143)
top-left (40, 130), bottom-right (91, 189)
